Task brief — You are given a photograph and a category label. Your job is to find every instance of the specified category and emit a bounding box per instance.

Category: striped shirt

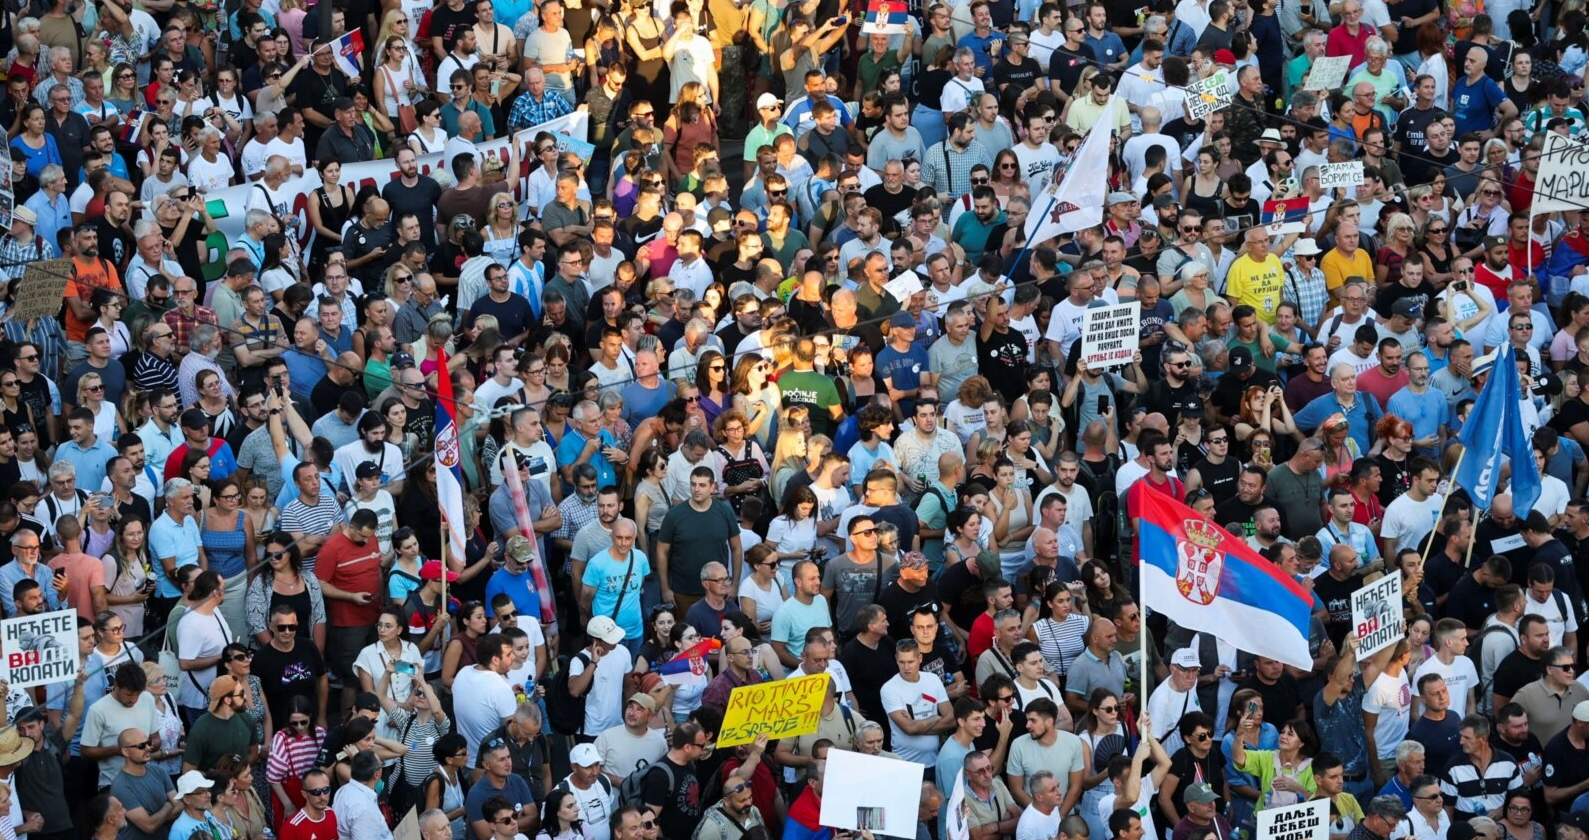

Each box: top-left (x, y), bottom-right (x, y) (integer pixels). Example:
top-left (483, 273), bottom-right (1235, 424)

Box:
top-left (1440, 750), bottom-right (1522, 818)
top-left (1033, 614), bottom-right (1091, 678)
top-left (265, 726), bottom-right (326, 785)
top-left (132, 352), bottom-right (179, 394)
top-left (280, 491), bottom-right (346, 573)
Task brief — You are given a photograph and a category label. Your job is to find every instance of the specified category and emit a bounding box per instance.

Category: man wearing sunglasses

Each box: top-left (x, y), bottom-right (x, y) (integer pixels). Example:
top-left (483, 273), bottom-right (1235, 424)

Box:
top-left (108, 725), bottom-right (180, 839)
top-left (279, 769), bottom-right (337, 840)
top-left (251, 602), bottom-right (329, 731)
top-left (694, 768), bottom-right (765, 840)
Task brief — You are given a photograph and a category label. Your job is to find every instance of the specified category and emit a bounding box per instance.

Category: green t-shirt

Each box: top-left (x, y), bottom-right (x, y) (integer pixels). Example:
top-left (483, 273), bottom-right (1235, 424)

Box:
top-left (1237, 748), bottom-right (1318, 808)
top-left (1226, 332), bottom-right (1294, 372)
top-left (183, 711), bottom-right (255, 772)
top-left (778, 369), bottom-right (842, 436)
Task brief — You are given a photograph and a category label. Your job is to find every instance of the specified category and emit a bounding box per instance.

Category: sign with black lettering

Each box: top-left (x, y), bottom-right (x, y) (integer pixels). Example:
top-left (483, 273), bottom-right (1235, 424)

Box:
top-left (1, 609), bottom-right (77, 689)
top-left (1183, 72), bottom-right (1231, 121)
top-left (1353, 574), bottom-right (1404, 657)
top-left (1080, 303), bottom-right (1140, 369)
top-left (1318, 161), bottom-right (1365, 191)
top-left (1534, 133), bottom-right (1589, 216)
top-left (1256, 798), bottom-right (1328, 840)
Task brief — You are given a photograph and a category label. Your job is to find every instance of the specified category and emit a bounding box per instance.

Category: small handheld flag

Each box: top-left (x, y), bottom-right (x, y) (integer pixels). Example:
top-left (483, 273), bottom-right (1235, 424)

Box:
top-left (862, 0), bottom-right (908, 33)
top-left (327, 30), bottom-right (365, 80)
top-left (1261, 198), bottom-right (1308, 226)
top-left (120, 110), bottom-right (146, 144)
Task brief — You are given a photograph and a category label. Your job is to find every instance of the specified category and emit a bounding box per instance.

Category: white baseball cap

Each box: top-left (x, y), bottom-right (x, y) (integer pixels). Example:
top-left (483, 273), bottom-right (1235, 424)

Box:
top-left (1170, 647), bottom-right (1202, 670)
top-left (570, 743), bottom-right (603, 767)
top-left (176, 770), bottom-right (214, 797)
top-left (587, 615), bottom-right (625, 646)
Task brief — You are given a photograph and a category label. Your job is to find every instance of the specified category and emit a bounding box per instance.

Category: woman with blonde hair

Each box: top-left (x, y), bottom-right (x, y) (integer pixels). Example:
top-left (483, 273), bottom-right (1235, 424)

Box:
top-left (1059, 66), bottom-right (1099, 127)
top-left (76, 372), bottom-right (126, 441)
top-left (141, 660), bottom-right (187, 775)
top-left (1376, 213), bottom-right (1418, 288)
top-left (768, 427), bottom-right (810, 505)
top-left (481, 193), bottom-right (520, 267)
top-left (1316, 417), bottom-right (1359, 484)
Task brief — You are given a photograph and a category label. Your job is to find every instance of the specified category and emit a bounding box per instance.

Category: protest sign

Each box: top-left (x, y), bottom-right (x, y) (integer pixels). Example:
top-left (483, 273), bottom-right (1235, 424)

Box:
top-left (1534, 133), bottom-right (1589, 215)
top-left (1318, 162), bottom-right (1365, 191)
top-left (819, 749), bottom-right (926, 838)
top-left (1353, 573), bottom-right (1404, 657)
top-left (1256, 798), bottom-right (1328, 840)
top-left (717, 672), bottom-right (829, 747)
top-left (1304, 56), bottom-right (1350, 92)
top-left (9, 259), bottom-right (72, 322)
top-left (946, 771), bottom-right (969, 840)
top-left (1, 609), bottom-right (78, 688)
top-left (884, 271), bottom-right (926, 302)
top-left (1080, 303), bottom-right (1140, 369)
top-left (1183, 72), bottom-right (1231, 121)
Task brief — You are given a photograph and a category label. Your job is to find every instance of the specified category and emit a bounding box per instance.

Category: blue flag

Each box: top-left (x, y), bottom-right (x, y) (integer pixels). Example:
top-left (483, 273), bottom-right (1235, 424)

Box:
top-left (1453, 343), bottom-right (1541, 514)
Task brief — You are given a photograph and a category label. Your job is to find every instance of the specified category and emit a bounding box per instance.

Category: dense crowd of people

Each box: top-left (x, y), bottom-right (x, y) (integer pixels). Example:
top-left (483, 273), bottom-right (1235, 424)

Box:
top-left (1, 0), bottom-right (1589, 838)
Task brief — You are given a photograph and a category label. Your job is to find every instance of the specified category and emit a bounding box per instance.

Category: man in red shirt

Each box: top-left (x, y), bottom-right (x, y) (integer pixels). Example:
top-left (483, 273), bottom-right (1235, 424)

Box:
top-left (1505, 212), bottom-right (1546, 279)
top-left (315, 509), bottom-right (383, 712)
top-left (1474, 235), bottom-right (1516, 300)
top-left (278, 768), bottom-right (338, 840)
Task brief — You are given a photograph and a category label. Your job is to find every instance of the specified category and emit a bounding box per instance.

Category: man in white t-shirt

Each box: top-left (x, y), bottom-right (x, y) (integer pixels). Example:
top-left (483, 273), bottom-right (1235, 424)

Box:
top-left (560, 744), bottom-right (618, 840)
top-left (593, 693), bottom-right (667, 782)
top-left (453, 633), bottom-right (519, 764)
top-left (1014, 771), bottom-right (1064, 840)
top-left (1524, 564), bottom-right (1579, 650)
top-left (1411, 618), bottom-right (1480, 718)
top-left (1362, 649), bottom-right (1412, 783)
top-left (1147, 647), bottom-right (1203, 755)
top-left (880, 640), bottom-right (954, 765)
top-left (568, 616), bottom-right (635, 740)
top-left (1379, 460), bottom-right (1444, 558)
top-left (261, 110), bottom-right (308, 176)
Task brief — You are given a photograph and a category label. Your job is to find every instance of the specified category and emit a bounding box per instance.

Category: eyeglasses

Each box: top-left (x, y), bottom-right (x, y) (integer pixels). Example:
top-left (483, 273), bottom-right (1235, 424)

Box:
top-left (229, 652), bottom-right (254, 662)
top-left (125, 740), bottom-right (151, 750)
top-left (971, 177), bottom-right (990, 185)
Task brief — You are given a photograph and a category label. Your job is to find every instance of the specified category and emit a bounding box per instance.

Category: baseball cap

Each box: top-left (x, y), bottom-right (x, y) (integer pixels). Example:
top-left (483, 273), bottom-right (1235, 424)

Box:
top-left (355, 462), bottom-right (383, 480)
top-left (627, 692), bottom-right (658, 713)
top-left (209, 675), bottom-right (239, 705)
top-left (1107, 191), bottom-right (1135, 206)
top-left (1560, 812), bottom-right (1589, 833)
top-left (1213, 48), bottom-right (1236, 65)
top-left (506, 535), bottom-right (535, 561)
top-left (1229, 346), bottom-right (1253, 373)
top-left (392, 351), bottom-right (417, 370)
top-left (420, 560), bottom-right (458, 582)
top-left (1170, 647), bottom-right (1202, 669)
top-left (890, 311), bottom-right (916, 329)
top-left (1573, 700), bottom-right (1589, 723)
top-left (1392, 298), bottom-right (1421, 319)
top-left (569, 743), bottom-right (603, 767)
top-left (756, 93), bottom-right (783, 110)
top-left (180, 409), bottom-right (211, 430)
top-left (1485, 234), bottom-right (1509, 250)
top-left (1184, 783), bottom-right (1218, 804)
top-left (331, 96), bottom-right (355, 111)
top-left (588, 615), bottom-right (625, 646)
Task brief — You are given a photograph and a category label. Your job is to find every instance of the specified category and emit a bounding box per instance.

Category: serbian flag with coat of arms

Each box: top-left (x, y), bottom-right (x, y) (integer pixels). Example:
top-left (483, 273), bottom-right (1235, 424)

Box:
top-left (1261, 197), bottom-right (1308, 226)
top-left (862, 0), bottom-right (909, 33)
top-left (328, 30), bottom-right (365, 80)
top-left (433, 347), bottom-right (467, 563)
top-left (1131, 483), bottom-right (1313, 669)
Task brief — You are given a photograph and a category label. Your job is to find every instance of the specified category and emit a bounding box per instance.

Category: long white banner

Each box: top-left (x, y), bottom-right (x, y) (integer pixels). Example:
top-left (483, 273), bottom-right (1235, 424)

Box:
top-left (191, 112), bottom-right (589, 279)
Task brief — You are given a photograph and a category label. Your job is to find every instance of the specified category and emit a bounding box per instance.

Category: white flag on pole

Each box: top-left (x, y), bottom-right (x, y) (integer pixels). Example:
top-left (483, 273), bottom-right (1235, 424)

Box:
top-left (1023, 94), bottom-right (1122, 249)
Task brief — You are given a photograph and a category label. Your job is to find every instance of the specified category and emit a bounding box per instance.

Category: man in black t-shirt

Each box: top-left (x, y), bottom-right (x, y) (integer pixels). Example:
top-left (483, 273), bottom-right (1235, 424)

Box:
top-left (641, 723), bottom-right (707, 840)
top-left (1492, 615), bottom-right (1551, 709)
top-left (250, 602), bottom-right (329, 727)
top-left (1047, 20), bottom-right (1091, 103)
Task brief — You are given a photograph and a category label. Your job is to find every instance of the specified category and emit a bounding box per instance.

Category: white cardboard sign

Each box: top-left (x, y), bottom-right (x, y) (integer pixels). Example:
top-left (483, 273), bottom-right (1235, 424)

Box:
top-left (1318, 161), bottom-right (1365, 191)
top-left (1080, 303), bottom-right (1141, 369)
top-left (1352, 573), bottom-right (1404, 657)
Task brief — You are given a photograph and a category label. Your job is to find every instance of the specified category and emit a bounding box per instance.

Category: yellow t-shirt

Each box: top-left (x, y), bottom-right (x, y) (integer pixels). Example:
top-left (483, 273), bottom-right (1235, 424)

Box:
top-left (1320, 247), bottom-right (1375, 306)
top-left (1225, 253), bottom-right (1287, 323)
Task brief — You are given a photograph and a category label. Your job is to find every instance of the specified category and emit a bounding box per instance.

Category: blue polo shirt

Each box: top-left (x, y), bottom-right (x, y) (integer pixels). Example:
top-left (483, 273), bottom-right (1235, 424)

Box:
top-left (1294, 391), bottom-right (1384, 452)
top-left (55, 437), bottom-right (117, 491)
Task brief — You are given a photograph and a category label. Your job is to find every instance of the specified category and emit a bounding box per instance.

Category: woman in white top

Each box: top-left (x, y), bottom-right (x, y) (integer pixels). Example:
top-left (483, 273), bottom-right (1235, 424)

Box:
top-left (736, 544), bottom-right (787, 636)
top-left (481, 194), bottom-right (521, 268)
top-left (990, 459), bottom-right (1034, 581)
top-left (355, 607), bottom-right (427, 742)
top-left (77, 372), bottom-right (124, 441)
top-left (663, 623), bottom-right (712, 723)
top-left (88, 289), bottom-right (133, 360)
top-left (408, 100), bottom-right (448, 154)
top-left (764, 486), bottom-right (819, 581)
top-left (372, 35), bottom-right (425, 122)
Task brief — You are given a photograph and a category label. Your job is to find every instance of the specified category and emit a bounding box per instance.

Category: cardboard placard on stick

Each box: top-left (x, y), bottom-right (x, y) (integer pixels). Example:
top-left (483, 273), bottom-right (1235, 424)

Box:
top-left (0, 609), bottom-right (78, 689)
top-left (1318, 161), bottom-right (1365, 191)
top-left (1534, 133), bottom-right (1589, 215)
top-left (1304, 56), bottom-right (1350, 92)
top-left (1352, 573), bottom-right (1404, 657)
top-left (1080, 303), bottom-right (1141, 369)
top-left (818, 750), bottom-right (925, 839)
top-left (1256, 798), bottom-right (1328, 840)
top-left (8, 259), bottom-right (71, 321)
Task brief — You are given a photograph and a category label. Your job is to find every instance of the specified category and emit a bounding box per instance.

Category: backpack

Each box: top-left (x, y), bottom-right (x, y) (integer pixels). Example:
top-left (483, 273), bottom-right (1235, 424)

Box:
top-left (1470, 621), bottom-right (1517, 704)
top-left (618, 759), bottom-right (674, 809)
top-left (546, 652), bottom-right (592, 735)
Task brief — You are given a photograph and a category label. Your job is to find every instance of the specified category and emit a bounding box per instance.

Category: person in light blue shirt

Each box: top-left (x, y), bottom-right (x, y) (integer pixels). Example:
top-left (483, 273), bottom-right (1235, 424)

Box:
top-left (1315, 487), bottom-right (1381, 572)
top-left (1294, 364), bottom-right (1385, 452)
top-left (1386, 356), bottom-right (1449, 458)
top-left (149, 479), bottom-right (204, 600)
top-left (0, 530), bottom-right (61, 615)
top-left (23, 165), bottom-right (71, 250)
top-left (169, 772), bottom-right (233, 840)
top-left (54, 410), bottom-right (118, 492)
top-left (847, 407), bottom-right (898, 495)
top-left (581, 518), bottom-right (649, 641)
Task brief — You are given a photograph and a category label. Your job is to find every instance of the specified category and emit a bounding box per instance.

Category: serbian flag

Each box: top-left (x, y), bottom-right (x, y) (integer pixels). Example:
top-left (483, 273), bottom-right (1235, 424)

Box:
top-left (328, 29), bottom-right (364, 79)
top-left (120, 109), bottom-right (146, 144)
top-left (1545, 225), bottom-right (1589, 298)
top-left (656, 638), bottom-right (722, 685)
top-left (1132, 484), bottom-right (1313, 668)
top-left (1261, 197), bottom-right (1308, 226)
top-left (433, 347), bottom-right (467, 565)
top-left (500, 449), bottom-right (557, 631)
top-left (862, 0), bottom-right (908, 33)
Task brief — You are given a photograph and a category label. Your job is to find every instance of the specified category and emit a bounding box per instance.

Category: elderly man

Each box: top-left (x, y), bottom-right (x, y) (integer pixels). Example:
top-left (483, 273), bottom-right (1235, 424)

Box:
top-left (509, 66), bottom-right (574, 130)
top-left (175, 325), bottom-right (233, 408)
top-left (23, 165), bottom-right (71, 248)
top-left (162, 276), bottom-right (218, 364)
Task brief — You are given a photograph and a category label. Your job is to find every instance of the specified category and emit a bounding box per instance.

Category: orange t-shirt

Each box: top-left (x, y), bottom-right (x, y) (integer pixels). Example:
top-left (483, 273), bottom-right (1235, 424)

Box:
top-left (48, 551), bottom-right (106, 620)
top-left (63, 257), bottom-right (123, 342)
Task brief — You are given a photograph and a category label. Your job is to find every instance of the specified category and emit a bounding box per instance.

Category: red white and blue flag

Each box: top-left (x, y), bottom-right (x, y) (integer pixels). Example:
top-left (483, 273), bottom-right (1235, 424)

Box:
top-left (1261, 197), bottom-right (1308, 226)
top-left (862, 0), bottom-right (908, 33)
top-left (120, 109), bottom-right (147, 144)
top-left (656, 638), bottom-right (723, 685)
top-left (433, 347), bottom-right (467, 564)
top-left (1132, 484), bottom-right (1314, 668)
top-left (328, 30), bottom-right (365, 80)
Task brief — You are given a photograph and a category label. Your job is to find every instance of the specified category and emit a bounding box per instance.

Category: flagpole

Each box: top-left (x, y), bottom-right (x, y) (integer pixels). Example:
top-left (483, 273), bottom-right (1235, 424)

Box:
top-left (1419, 447), bottom-right (1461, 567)
top-left (1011, 188), bottom-right (1061, 277)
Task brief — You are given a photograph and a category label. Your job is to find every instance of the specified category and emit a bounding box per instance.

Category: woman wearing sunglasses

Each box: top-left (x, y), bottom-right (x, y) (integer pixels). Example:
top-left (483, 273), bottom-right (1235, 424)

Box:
top-left (265, 695), bottom-right (326, 826)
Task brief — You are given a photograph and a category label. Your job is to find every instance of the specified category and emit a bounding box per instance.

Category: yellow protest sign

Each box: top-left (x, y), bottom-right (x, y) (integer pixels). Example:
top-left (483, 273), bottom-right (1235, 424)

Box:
top-left (717, 672), bottom-right (830, 747)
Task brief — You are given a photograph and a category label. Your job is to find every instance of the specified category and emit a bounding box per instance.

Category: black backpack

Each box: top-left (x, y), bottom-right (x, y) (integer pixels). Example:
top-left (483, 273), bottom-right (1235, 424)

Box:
top-left (546, 652), bottom-right (592, 735)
